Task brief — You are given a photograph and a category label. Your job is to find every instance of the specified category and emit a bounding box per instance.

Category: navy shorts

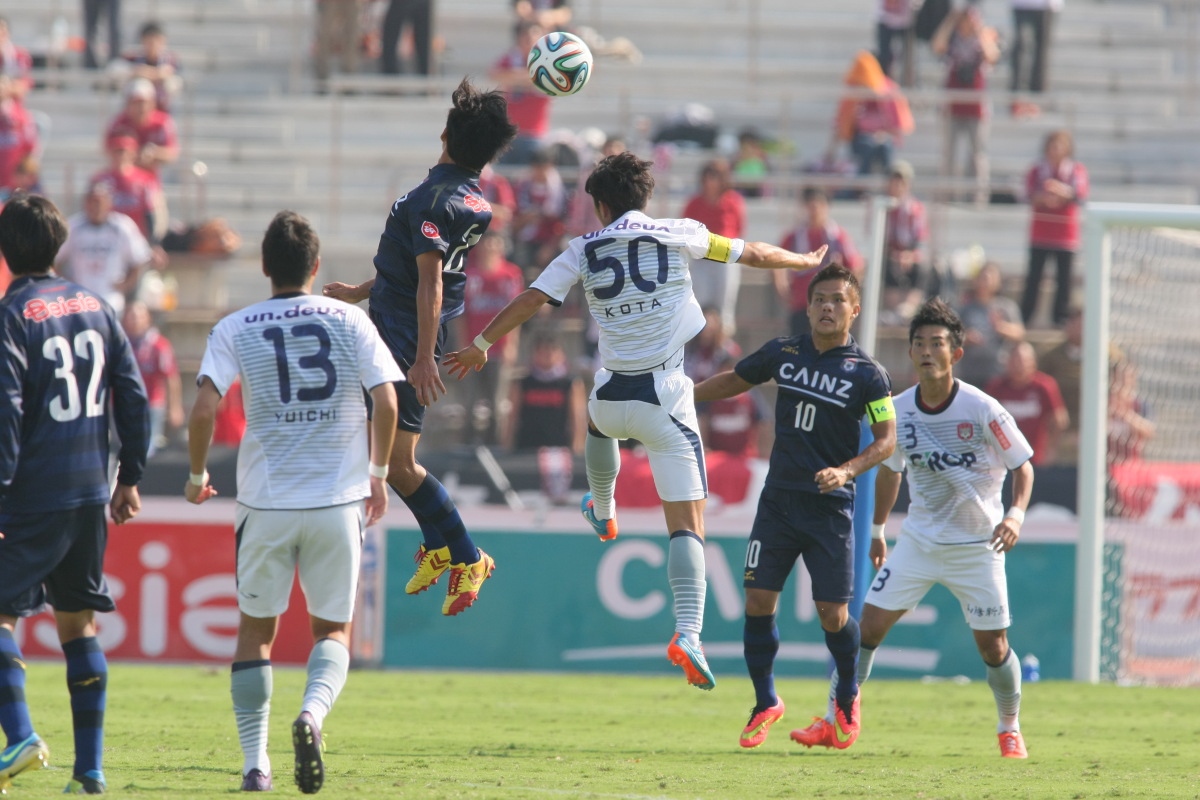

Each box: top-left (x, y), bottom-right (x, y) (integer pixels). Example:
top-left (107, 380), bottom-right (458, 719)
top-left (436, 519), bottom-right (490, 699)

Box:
top-left (743, 485), bottom-right (855, 603)
top-left (0, 504), bottom-right (115, 617)
top-left (369, 308), bottom-right (448, 434)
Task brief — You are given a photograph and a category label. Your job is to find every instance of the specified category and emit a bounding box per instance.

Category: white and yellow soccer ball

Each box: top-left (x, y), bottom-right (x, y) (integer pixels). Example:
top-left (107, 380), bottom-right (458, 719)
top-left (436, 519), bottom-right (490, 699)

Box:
top-left (526, 31), bottom-right (593, 97)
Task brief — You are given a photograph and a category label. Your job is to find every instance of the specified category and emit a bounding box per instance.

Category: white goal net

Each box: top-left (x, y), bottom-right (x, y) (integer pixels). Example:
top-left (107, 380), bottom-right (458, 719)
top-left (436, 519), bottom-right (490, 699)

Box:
top-left (1077, 204), bottom-right (1200, 685)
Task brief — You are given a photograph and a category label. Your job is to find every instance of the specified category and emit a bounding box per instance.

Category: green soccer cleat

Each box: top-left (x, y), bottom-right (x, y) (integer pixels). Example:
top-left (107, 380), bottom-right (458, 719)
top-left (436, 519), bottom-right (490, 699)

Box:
top-left (0, 734), bottom-right (49, 792)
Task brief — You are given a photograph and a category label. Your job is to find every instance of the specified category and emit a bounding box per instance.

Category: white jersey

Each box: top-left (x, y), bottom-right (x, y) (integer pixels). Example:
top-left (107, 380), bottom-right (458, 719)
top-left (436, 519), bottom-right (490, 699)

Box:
top-left (531, 210), bottom-right (744, 372)
top-left (885, 380), bottom-right (1033, 545)
top-left (199, 294), bottom-right (403, 510)
top-left (56, 211), bottom-right (152, 314)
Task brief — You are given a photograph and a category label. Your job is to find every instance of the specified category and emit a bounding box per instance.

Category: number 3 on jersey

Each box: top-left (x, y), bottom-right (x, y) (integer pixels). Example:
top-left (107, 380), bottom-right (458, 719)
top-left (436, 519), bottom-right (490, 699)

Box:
top-left (45, 330), bottom-right (107, 422)
top-left (262, 324), bottom-right (337, 403)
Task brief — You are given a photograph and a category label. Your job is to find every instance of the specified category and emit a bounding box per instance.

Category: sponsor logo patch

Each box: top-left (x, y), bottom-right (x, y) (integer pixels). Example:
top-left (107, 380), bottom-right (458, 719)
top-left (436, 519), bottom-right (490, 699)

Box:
top-left (989, 419), bottom-right (1012, 449)
top-left (463, 194), bottom-right (491, 213)
top-left (22, 293), bottom-right (103, 322)
top-left (958, 422), bottom-right (974, 440)
top-left (421, 220), bottom-right (441, 239)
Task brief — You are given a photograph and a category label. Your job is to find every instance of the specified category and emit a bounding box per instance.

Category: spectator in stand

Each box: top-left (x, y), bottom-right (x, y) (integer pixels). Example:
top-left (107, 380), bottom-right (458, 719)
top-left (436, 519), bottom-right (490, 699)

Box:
top-left (106, 78), bottom-right (179, 180)
top-left (492, 20), bottom-right (551, 166)
top-left (685, 307), bottom-right (742, 385)
top-left (512, 149), bottom-right (568, 269)
top-left (881, 159), bottom-right (929, 322)
top-left (774, 186), bottom-right (862, 337)
top-left (0, 18), bottom-right (33, 101)
top-left (91, 134), bottom-right (164, 242)
top-left (956, 261), bottom-right (1025, 388)
top-left (697, 355), bottom-right (767, 459)
top-left (122, 300), bottom-right (183, 457)
top-left (110, 21), bottom-right (183, 112)
top-left (732, 128), bottom-right (770, 198)
top-left (1009, 0), bottom-right (1062, 117)
top-left (477, 163), bottom-right (517, 236)
top-left (985, 340), bottom-right (1068, 466)
top-left (682, 159), bottom-right (745, 334)
top-left (1107, 360), bottom-right (1154, 466)
top-left (567, 135), bottom-right (626, 238)
top-left (1020, 129), bottom-right (1087, 327)
top-left (0, 76), bottom-right (37, 197)
top-left (462, 231), bottom-right (526, 444)
top-left (932, 5), bottom-right (1000, 207)
top-left (314, 0), bottom-right (363, 82)
top-left (875, 0), bottom-right (918, 86)
top-left (513, 0), bottom-right (571, 31)
top-left (55, 182), bottom-right (155, 315)
top-left (381, 0), bottom-right (433, 76)
top-left (828, 50), bottom-right (914, 177)
top-left (82, 0), bottom-right (122, 69)
top-left (503, 336), bottom-right (586, 504)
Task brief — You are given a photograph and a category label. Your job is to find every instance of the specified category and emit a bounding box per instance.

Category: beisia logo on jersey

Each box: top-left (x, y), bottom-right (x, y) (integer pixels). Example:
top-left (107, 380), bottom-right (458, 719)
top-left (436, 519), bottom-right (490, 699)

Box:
top-left (463, 194), bottom-right (492, 213)
top-left (23, 293), bottom-right (103, 323)
top-left (421, 221), bottom-right (440, 240)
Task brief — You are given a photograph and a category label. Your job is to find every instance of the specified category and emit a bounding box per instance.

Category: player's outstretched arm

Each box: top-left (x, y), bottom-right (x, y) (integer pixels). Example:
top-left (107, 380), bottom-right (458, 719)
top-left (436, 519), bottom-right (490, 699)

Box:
top-left (322, 278), bottom-right (374, 304)
top-left (871, 466), bottom-right (904, 569)
top-left (184, 378), bottom-right (221, 505)
top-left (445, 288), bottom-right (552, 379)
top-left (365, 382), bottom-right (398, 527)
top-left (991, 460), bottom-right (1034, 553)
top-left (738, 241), bottom-right (828, 271)
top-left (693, 370), bottom-right (754, 404)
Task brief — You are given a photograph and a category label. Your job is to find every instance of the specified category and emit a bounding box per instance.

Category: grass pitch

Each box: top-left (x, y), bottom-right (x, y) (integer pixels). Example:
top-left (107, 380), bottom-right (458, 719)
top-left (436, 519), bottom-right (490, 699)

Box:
top-left (12, 662), bottom-right (1200, 799)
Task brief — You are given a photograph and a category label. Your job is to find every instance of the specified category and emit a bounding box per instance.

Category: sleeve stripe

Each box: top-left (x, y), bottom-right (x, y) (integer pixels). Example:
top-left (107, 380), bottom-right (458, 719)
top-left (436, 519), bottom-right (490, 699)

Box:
top-left (867, 395), bottom-right (896, 424)
top-left (704, 233), bottom-right (733, 263)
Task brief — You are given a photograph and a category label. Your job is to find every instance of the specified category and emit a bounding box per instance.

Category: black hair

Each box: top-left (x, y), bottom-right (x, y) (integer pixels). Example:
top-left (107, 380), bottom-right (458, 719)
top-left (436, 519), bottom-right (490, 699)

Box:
top-left (139, 20), bottom-right (165, 39)
top-left (261, 210), bottom-right (319, 288)
top-left (908, 296), bottom-right (965, 348)
top-left (802, 186), bottom-right (828, 204)
top-left (445, 78), bottom-right (519, 172)
top-left (0, 193), bottom-right (69, 276)
top-left (585, 152), bottom-right (655, 220)
top-left (806, 263), bottom-right (861, 305)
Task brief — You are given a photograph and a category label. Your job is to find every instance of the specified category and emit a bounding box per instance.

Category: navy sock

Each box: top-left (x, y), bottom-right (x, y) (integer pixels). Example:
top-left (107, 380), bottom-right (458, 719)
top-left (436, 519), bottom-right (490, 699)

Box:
top-left (63, 636), bottom-right (107, 775)
top-left (402, 473), bottom-right (477, 564)
top-left (824, 616), bottom-right (861, 715)
top-left (743, 614), bottom-right (779, 710)
top-left (0, 627), bottom-right (34, 746)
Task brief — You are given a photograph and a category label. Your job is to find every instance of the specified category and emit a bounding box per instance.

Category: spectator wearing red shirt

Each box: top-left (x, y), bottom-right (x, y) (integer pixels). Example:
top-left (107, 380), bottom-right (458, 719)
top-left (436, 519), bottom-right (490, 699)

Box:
top-left (122, 300), bottom-right (183, 456)
top-left (881, 159), bottom-right (929, 320)
top-left (512, 149), bottom-right (567, 269)
top-left (774, 186), bottom-right (862, 336)
top-left (685, 306), bottom-right (742, 385)
top-left (0, 18), bottom-right (33, 101)
top-left (105, 78), bottom-right (179, 181)
top-left (700, 391), bottom-right (766, 458)
top-left (0, 75), bottom-right (37, 196)
top-left (110, 21), bottom-right (183, 112)
top-left (491, 21), bottom-right (551, 166)
top-left (91, 134), bottom-right (164, 241)
top-left (681, 159), bottom-right (745, 334)
top-left (478, 163), bottom-right (517, 234)
top-left (462, 231), bottom-right (526, 444)
top-left (984, 340), bottom-right (1067, 466)
top-left (1020, 129), bottom-right (1088, 327)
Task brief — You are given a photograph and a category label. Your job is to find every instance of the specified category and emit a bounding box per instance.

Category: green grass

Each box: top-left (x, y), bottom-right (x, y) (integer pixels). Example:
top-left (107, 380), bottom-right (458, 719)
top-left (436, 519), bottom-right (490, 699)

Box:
top-left (12, 663), bottom-right (1200, 799)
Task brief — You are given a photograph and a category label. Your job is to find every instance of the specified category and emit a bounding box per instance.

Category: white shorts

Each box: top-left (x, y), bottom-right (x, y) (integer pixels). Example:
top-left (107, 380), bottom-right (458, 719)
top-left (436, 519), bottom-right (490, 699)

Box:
top-left (866, 535), bottom-right (1011, 630)
top-left (234, 501), bottom-right (364, 623)
top-left (589, 365), bottom-right (706, 502)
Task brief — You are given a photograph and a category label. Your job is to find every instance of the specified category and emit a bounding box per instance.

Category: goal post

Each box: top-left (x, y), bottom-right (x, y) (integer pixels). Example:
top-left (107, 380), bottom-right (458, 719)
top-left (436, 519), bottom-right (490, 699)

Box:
top-left (1076, 202), bottom-right (1200, 683)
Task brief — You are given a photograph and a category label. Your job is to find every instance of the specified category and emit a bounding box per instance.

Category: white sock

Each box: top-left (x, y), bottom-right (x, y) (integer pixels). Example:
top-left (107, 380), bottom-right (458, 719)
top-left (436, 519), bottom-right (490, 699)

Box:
top-left (986, 649), bottom-right (1022, 733)
top-left (667, 532), bottom-right (706, 642)
top-left (301, 638), bottom-right (351, 729)
top-left (585, 431), bottom-right (620, 520)
top-left (231, 661), bottom-right (272, 776)
top-left (825, 644), bottom-right (876, 722)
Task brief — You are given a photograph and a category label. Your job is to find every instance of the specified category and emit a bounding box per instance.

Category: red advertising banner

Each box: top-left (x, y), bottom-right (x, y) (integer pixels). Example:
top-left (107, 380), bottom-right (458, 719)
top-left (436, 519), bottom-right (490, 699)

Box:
top-left (13, 520), bottom-right (313, 664)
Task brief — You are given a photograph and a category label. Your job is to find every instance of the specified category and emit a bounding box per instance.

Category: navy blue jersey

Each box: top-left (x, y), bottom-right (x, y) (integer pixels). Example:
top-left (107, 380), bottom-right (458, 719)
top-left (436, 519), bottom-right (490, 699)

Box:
top-left (0, 275), bottom-right (149, 513)
top-left (735, 335), bottom-right (892, 498)
top-left (370, 162), bottom-right (493, 324)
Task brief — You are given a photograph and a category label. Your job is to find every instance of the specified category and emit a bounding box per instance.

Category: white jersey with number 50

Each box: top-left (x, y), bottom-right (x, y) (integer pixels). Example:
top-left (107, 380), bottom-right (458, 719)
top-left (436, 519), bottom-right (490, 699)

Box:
top-left (531, 210), bottom-right (744, 373)
top-left (884, 380), bottom-right (1034, 546)
top-left (198, 294), bottom-right (403, 510)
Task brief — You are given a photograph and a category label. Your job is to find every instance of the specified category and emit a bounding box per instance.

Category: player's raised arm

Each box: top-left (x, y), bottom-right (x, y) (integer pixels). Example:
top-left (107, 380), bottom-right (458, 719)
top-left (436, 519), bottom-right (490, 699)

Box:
top-left (693, 369), bottom-right (754, 404)
top-left (444, 288), bottom-right (553, 379)
top-left (322, 277), bottom-right (374, 304)
top-left (738, 241), bottom-right (829, 271)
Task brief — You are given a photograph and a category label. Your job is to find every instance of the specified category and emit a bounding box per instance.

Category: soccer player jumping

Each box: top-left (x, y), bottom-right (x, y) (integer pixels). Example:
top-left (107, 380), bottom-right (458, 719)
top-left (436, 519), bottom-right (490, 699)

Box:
top-left (324, 79), bottom-right (517, 616)
top-left (693, 264), bottom-right (896, 749)
top-left (855, 298), bottom-right (1033, 758)
top-left (445, 152), bottom-right (828, 691)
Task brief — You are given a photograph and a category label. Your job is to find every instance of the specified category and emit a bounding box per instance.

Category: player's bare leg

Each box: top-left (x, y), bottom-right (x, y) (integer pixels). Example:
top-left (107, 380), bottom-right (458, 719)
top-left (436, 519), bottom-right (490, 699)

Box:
top-left (232, 614), bottom-right (279, 791)
top-left (975, 628), bottom-right (1026, 757)
top-left (662, 499), bottom-right (714, 690)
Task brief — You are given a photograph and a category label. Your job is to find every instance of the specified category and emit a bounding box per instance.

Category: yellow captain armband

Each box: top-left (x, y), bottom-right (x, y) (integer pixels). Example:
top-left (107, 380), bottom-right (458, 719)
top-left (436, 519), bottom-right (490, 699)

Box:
top-left (866, 395), bottom-right (896, 424)
top-left (704, 233), bottom-right (733, 263)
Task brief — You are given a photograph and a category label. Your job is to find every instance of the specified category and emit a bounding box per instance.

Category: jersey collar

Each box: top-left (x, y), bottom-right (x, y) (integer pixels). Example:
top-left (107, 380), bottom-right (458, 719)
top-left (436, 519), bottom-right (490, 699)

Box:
top-left (915, 379), bottom-right (960, 414)
top-left (270, 291), bottom-right (307, 300)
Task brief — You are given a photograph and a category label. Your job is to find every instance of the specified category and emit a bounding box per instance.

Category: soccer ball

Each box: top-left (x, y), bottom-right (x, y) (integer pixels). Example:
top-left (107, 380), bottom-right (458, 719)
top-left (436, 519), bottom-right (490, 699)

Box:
top-left (527, 31), bottom-right (593, 97)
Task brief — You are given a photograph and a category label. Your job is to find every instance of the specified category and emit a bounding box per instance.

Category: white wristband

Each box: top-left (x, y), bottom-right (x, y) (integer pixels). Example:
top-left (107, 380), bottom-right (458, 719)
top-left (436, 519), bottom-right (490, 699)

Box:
top-left (369, 462), bottom-right (389, 479)
top-left (1005, 506), bottom-right (1025, 525)
top-left (189, 471), bottom-right (208, 487)
top-left (472, 333), bottom-right (493, 353)
top-left (871, 523), bottom-right (886, 541)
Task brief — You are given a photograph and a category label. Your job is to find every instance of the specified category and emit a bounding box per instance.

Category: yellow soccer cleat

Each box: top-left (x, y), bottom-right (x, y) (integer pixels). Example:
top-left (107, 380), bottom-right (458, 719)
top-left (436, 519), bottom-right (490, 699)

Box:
top-left (442, 549), bottom-right (496, 616)
top-left (405, 545), bottom-right (452, 595)
top-left (0, 734), bottom-right (49, 793)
